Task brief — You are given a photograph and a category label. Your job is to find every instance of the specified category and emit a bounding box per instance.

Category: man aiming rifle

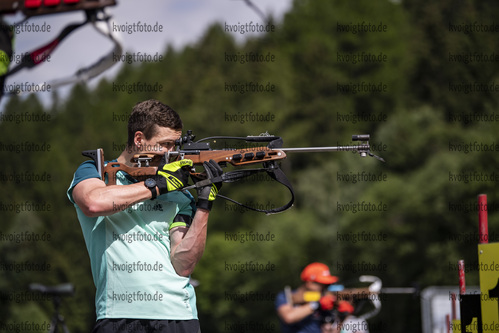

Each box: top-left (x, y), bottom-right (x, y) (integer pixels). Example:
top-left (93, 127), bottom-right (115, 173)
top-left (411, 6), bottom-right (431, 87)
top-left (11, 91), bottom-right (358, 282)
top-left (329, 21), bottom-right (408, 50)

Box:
top-left (275, 262), bottom-right (339, 333)
top-left (67, 99), bottom-right (222, 333)
top-left (276, 262), bottom-right (370, 333)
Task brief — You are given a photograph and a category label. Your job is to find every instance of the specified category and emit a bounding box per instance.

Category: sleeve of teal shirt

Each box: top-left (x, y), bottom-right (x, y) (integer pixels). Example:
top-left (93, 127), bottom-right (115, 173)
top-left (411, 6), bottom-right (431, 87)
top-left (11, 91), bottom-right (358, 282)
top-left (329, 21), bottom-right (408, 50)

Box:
top-left (67, 160), bottom-right (101, 204)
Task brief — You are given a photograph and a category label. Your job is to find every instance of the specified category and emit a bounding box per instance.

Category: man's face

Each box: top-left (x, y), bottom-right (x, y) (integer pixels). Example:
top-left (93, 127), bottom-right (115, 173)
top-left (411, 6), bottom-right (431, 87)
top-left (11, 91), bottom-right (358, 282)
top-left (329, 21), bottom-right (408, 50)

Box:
top-left (138, 125), bottom-right (182, 155)
top-left (305, 281), bottom-right (329, 292)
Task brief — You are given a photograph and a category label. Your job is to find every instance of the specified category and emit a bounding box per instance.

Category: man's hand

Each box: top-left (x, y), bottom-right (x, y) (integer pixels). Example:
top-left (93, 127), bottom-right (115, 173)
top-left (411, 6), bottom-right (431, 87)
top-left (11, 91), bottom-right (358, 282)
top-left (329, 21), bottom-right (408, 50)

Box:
top-left (336, 300), bottom-right (354, 314)
top-left (195, 159), bottom-right (223, 211)
top-left (309, 294), bottom-right (336, 311)
top-left (319, 295), bottom-right (336, 311)
top-left (156, 159), bottom-right (193, 194)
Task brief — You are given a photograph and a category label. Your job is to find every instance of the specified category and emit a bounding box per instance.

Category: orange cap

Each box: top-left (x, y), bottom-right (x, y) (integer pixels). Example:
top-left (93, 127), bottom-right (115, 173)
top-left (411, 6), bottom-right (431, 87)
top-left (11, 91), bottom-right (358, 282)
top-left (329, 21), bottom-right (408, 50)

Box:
top-left (300, 262), bottom-right (338, 285)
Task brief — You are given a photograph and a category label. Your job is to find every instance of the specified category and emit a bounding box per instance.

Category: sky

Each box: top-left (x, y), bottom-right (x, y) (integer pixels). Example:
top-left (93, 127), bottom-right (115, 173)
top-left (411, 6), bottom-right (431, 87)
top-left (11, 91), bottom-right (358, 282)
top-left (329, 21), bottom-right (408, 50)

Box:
top-left (1, 0), bottom-right (293, 111)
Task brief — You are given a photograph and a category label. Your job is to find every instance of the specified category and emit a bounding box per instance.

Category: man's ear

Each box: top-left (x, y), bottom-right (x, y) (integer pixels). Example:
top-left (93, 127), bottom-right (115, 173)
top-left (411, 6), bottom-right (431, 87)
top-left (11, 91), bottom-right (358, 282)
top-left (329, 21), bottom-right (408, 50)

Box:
top-left (134, 131), bottom-right (145, 148)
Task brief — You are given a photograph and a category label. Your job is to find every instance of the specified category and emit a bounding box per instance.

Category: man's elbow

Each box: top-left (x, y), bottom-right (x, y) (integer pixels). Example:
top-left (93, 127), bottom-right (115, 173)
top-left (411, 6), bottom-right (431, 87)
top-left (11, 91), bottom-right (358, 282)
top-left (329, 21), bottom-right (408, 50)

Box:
top-left (72, 180), bottom-right (110, 217)
top-left (171, 258), bottom-right (196, 277)
top-left (79, 199), bottom-right (108, 217)
top-left (278, 308), bottom-right (302, 324)
top-left (80, 205), bottom-right (98, 217)
top-left (177, 270), bottom-right (192, 278)
top-left (279, 314), bottom-right (296, 325)
top-left (174, 265), bottom-right (195, 277)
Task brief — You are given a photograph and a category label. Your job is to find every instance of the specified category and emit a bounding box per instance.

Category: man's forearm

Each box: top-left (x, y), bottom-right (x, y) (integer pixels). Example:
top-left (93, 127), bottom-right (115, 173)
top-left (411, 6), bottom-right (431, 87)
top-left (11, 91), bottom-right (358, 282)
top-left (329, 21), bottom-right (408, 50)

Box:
top-left (170, 209), bottom-right (209, 277)
top-left (278, 303), bottom-right (316, 324)
top-left (74, 179), bottom-right (155, 217)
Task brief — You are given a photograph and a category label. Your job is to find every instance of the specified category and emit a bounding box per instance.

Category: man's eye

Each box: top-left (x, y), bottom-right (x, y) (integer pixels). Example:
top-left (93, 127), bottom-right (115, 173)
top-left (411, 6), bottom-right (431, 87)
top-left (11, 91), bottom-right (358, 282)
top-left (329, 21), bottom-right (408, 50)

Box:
top-left (162, 142), bottom-right (174, 148)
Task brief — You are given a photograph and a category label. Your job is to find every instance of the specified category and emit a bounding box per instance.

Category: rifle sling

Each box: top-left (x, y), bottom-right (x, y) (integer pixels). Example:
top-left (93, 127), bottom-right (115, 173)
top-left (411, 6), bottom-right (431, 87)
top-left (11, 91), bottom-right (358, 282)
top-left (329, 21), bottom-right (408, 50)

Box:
top-left (189, 165), bottom-right (295, 215)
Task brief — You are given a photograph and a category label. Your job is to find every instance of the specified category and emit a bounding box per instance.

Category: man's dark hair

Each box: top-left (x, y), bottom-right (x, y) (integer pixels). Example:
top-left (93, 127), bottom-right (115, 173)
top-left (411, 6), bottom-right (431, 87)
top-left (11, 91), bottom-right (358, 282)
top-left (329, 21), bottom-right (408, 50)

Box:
top-left (127, 99), bottom-right (183, 147)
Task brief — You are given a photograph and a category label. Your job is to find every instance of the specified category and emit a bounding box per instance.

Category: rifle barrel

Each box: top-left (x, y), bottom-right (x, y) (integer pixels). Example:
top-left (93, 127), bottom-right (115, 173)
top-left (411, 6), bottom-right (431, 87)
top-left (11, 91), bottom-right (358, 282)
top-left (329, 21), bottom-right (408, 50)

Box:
top-left (380, 287), bottom-right (417, 294)
top-left (280, 144), bottom-right (370, 153)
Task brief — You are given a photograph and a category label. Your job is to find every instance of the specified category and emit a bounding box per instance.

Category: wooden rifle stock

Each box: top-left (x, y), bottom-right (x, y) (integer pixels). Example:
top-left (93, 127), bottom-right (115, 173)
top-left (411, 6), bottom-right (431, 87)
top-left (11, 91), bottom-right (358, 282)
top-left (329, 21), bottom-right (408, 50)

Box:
top-left (290, 288), bottom-right (375, 305)
top-left (82, 148), bottom-right (158, 186)
top-left (81, 146), bottom-right (288, 185)
top-left (103, 161), bottom-right (158, 186)
top-left (166, 146), bottom-right (287, 166)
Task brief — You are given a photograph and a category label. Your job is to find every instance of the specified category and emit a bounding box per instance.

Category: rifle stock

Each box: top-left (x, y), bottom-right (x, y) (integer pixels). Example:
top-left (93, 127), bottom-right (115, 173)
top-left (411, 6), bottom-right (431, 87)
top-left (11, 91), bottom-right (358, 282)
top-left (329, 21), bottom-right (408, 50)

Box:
top-left (290, 288), bottom-right (374, 305)
top-left (167, 146), bottom-right (287, 166)
top-left (103, 161), bottom-right (158, 186)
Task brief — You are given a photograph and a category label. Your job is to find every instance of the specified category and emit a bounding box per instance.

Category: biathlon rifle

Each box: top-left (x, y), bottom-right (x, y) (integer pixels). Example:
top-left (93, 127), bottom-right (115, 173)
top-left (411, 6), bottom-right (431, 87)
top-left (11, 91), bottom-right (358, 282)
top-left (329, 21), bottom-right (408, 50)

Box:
top-left (82, 130), bottom-right (384, 214)
top-left (288, 276), bottom-right (417, 321)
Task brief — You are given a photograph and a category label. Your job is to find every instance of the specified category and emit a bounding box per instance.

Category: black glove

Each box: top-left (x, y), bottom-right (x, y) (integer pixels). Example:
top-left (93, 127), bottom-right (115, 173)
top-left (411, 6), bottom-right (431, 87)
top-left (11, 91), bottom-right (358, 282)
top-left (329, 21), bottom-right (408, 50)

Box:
top-left (196, 159), bottom-right (223, 211)
top-left (156, 159), bottom-right (193, 195)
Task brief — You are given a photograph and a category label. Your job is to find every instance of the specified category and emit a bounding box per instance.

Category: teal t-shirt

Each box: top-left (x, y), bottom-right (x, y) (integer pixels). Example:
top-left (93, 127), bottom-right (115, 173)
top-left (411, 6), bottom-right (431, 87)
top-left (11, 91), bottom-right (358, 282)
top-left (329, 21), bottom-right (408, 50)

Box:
top-left (67, 160), bottom-right (198, 320)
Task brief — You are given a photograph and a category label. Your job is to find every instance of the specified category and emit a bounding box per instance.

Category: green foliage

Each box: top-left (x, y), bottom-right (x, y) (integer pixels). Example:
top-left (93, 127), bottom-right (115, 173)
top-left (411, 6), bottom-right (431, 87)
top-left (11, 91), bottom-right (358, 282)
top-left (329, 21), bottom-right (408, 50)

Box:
top-left (402, 0), bottom-right (499, 114)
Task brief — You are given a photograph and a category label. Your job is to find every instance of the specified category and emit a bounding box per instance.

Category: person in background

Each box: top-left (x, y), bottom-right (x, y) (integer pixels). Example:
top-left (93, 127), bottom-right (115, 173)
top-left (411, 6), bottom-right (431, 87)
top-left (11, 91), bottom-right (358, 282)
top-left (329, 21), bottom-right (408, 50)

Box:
top-left (275, 262), bottom-right (338, 333)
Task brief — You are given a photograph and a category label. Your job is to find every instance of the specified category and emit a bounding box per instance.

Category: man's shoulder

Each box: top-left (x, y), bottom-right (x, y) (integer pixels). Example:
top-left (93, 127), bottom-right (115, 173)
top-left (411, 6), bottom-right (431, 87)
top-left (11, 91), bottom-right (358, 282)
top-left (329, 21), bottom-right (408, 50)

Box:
top-left (71, 158), bottom-right (120, 186)
top-left (76, 159), bottom-right (99, 173)
top-left (275, 289), bottom-right (289, 308)
top-left (67, 160), bottom-right (103, 204)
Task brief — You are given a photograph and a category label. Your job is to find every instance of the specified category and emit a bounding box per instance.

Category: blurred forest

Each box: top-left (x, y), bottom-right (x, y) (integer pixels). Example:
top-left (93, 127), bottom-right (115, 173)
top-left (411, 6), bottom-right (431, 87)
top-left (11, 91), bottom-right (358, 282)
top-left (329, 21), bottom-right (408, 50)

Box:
top-left (2, 0), bottom-right (499, 332)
